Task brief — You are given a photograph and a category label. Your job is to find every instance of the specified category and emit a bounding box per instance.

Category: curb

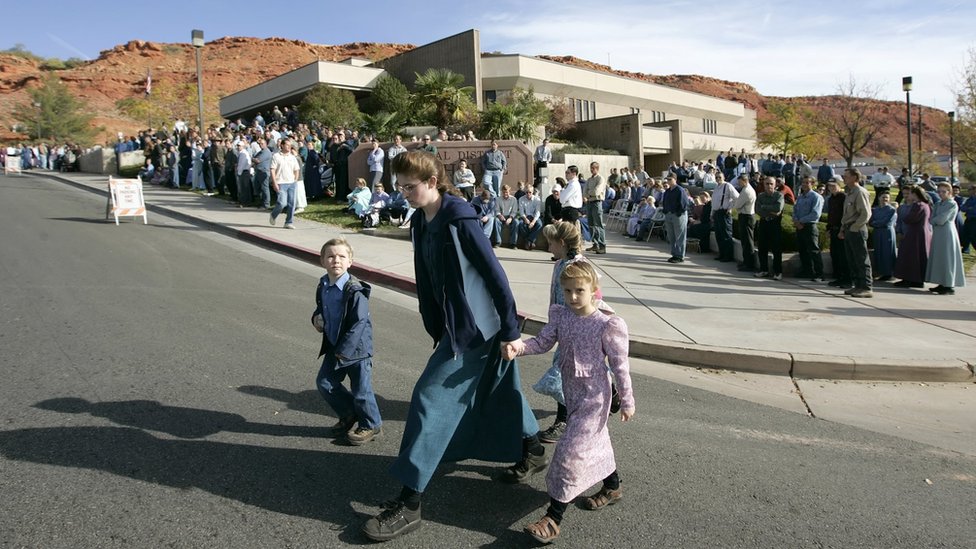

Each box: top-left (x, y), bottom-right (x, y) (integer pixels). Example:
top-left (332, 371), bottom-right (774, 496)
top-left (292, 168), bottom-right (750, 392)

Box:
top-left (30, 171), bottom-right (976, 383)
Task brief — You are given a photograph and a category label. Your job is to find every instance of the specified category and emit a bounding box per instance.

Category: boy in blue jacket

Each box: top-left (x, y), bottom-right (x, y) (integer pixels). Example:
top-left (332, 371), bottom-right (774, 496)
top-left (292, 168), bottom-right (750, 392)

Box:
top-left (312, 237), bottom-right (382, 445)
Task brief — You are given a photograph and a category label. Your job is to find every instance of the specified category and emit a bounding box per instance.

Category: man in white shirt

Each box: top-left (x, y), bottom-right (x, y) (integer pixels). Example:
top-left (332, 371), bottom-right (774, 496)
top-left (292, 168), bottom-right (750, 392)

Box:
top-left (559, 165), bottom-right (583, 224)
top-left (516, 185), bottom-right (543, 250)
top-left (533, 138), bottom-right (552, 190)
top-left (731, 174), bottom-right (758, 271)
top-left (711, 173), bottom-right (739, 262)
top-left (235, 141), bottom-right (253, 207)
top-left (269, 139), bottom-right (301, 229)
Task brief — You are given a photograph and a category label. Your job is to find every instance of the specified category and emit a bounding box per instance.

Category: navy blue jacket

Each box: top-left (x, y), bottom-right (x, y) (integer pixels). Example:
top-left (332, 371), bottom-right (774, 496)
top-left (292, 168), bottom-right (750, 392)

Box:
top-left (312, 274), bottom-right (373, 366)
top-left (410, 194), bottom-right (520, 355)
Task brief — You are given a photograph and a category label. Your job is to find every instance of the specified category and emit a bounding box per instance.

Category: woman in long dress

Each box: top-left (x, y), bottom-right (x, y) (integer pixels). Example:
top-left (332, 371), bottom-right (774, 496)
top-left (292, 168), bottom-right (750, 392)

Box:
top-left (925, 183), bottom-right (967, 295)
top-left (870, 191), bottom-right (897, 281)
top-left (893, 187), bottom-right (932, 289)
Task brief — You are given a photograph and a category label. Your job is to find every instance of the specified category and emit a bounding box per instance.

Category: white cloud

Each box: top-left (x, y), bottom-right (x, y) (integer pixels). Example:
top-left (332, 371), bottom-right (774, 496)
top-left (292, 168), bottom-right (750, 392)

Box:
top-left (478, 0), bottom-right (972, 109)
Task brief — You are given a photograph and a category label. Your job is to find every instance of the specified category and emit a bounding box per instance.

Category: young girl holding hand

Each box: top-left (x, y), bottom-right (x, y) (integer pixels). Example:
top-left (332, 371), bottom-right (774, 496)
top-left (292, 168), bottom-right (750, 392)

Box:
top-left (506, 260), bottom-right (635, 544)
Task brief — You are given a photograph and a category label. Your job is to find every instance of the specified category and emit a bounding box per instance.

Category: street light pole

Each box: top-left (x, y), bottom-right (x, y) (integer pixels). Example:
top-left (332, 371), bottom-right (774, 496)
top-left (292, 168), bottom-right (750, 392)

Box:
top-left (903, 76), bottom-right (913, 176)
top-left (191, 30), bottom-right (205, 138)
top-left (32, 101), bottom-right (41, 140)
top-left (948, 111), bottom-right (955, 184)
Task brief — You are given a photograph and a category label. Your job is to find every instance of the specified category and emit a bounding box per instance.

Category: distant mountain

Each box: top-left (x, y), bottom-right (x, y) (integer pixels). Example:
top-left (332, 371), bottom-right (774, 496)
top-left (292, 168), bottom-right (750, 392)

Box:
top-left (0, 37), bottom-right (950, 159)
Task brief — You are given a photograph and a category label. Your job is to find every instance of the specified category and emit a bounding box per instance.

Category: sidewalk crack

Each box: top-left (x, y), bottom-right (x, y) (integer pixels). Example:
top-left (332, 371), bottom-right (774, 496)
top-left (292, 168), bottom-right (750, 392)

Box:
top-left (788, 354), bottom-right (816, 418)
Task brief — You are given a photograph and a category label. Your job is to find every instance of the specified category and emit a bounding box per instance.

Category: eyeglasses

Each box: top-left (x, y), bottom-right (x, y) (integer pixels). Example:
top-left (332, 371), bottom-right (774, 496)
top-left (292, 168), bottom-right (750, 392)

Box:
top-left (397, 182), bottom-right (423, 193)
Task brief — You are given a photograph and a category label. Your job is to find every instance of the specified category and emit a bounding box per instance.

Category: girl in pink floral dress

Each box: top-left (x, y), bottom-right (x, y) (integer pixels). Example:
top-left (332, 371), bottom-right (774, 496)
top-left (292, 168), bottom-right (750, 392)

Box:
top-left (509, 261), bottom-right (635, 544)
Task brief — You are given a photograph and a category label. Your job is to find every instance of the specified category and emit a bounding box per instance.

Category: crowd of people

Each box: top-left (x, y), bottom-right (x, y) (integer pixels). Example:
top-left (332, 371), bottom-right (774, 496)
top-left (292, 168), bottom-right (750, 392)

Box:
top-left (1, 142), bottom-right (83, 172)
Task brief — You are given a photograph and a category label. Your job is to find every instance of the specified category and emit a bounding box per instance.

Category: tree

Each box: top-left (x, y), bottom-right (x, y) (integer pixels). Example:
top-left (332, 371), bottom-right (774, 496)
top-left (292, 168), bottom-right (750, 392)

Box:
top-left (479, 87), bottom-right (549, 141)
top-left (757, 99), bottom-right (819, 155)
top-left (413, 68), bottom-right (476, 129)
top-left (13, 74), bottom-right (99, 143)
top-left (298, 84), bottom-right (362, 128)
top-left (953, 47), bottom-right (976, 167)
top-left (362, 75), bottom-right (414, 123)
top-left (545, 96), bottom-right (576, 138)
top-left (362, 111), bottom-right (403, 141)
top-left (117, 80), bottom-right (219, 130)
top-left (818, 76), bottom-right (886, 168)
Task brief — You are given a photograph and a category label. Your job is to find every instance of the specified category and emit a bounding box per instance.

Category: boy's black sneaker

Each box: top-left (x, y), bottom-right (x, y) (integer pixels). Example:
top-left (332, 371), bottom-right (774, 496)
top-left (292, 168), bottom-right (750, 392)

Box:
top-left (499, 451), bottom-right (549, 484)
top-left (329, 416), bottom-right (357, 438)
top-left (538, 421), bottom-right (567, 443)
top-left (362, 500), bottom-right (422, 542)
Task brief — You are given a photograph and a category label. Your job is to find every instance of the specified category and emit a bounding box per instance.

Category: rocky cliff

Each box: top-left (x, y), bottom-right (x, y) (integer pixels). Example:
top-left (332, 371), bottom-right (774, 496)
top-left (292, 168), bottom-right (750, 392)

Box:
top-left (0, 38), bottom-right (950, 159)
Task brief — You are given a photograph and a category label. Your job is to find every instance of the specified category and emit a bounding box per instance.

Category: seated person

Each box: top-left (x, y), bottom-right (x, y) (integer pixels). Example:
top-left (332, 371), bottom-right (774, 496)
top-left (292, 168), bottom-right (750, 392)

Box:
top-left (347, 177), bottom-right (372, 217)
top-left (544, 181), bottom-right (563, 226)
top-left (517, 185), bottom-right (543, 250)
top-left (452, 159), bottom-right (476, 201)
top-left (625, 196), bottom-right (657, 237)
top-left (470, 186), bottom-right (497, 241)
top-left (493, 184), bottom-right (520, 248)
top-left (382, 189), bottom-right (412, 227)
top-left (602, 184), bottom-right (618, 213)
top-left (363, 182), bottom-right (390, 226)
top-left (369, 182), bottom-right (389, 210)
top-left (138, 158), bottom-right (155, 182)
top-left (514, 180), bottom-right (528, 200)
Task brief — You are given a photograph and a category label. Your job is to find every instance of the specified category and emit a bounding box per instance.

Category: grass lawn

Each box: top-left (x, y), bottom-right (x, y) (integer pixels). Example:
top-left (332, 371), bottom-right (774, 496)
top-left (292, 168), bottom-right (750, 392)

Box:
top-left (297, 198), bottom-right (403, 233)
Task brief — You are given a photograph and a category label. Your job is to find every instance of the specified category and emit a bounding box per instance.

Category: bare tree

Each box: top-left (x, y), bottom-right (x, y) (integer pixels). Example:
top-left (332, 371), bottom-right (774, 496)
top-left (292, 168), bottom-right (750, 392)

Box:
top-left (819, 76), bottom-right (886, 168)
top-left (953, 47), bottom-right (976, 167)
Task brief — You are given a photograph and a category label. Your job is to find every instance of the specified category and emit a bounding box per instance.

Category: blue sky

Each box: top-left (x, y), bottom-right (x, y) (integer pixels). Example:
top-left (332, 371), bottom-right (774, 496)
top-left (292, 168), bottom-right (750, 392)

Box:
top-left (6, 0), bottom-right (971, 110)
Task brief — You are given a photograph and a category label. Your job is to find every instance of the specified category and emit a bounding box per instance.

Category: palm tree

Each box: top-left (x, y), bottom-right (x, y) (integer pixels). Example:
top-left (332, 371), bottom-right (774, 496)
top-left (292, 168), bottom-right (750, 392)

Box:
top-left (362, 111), bottom-right (403, 141)
top-left (413, 68), bottom-right (475, 129)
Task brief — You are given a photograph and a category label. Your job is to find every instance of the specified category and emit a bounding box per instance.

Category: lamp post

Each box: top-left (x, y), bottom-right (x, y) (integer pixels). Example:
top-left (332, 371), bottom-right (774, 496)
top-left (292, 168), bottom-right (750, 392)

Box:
top-left (191, 29), bottom-right (205, 137)
top-left (948, 111), bottom-right (955, 185)
top-left (903, 76), bottom-right (913, 176)
top-left (32, 101), bottom-right (41, 140)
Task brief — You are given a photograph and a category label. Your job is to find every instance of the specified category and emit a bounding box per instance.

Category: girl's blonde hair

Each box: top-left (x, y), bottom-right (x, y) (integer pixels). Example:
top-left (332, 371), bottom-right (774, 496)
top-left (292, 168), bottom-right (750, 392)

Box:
top-left (542, 221), bottom-right (583, 258)
top-left (560, 260), bottom-right (600, 290)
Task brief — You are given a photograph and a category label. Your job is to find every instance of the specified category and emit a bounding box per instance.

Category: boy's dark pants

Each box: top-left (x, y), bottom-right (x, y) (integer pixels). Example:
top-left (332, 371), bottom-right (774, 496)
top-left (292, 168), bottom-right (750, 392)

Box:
top-left (316, 355), bottom-right (382, 430)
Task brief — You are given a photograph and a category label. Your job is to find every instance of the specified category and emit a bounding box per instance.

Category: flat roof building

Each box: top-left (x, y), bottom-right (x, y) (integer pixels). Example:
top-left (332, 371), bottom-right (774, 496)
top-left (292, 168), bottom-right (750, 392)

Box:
top-left (219, 29), bottom-right (756, 172)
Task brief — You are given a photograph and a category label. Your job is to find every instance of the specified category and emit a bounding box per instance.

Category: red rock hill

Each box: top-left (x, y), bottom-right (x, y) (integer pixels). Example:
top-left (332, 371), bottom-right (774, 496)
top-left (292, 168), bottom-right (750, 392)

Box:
top-left (0, 38), bottom-right (950, 159)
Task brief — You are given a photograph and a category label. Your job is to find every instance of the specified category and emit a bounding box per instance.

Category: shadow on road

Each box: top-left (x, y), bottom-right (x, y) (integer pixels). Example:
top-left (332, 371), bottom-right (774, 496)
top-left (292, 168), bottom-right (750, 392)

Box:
top-left (237, 385), bottom-right (413, 423)
top-left (0, 424), bottom-right (549, 545)
top-left (33, 397), bottom-right (330, 439)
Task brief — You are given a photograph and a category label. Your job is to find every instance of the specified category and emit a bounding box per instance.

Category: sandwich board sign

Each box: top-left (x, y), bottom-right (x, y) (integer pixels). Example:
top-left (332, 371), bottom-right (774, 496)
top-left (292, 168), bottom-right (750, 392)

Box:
top-left (4, 148), bottom-right (21, 175)
top-left (105, 177), bottom-right (147, 225)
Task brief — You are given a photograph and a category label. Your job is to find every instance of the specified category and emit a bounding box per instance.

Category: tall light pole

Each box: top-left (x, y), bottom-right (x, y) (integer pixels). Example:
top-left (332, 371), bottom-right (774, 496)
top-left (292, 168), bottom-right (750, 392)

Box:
top-left (32, 101), bottom-right (41, 140)
top-left (903, 76), bottom-right (913, 175)
top-left (191, 29), bottom-right (205, 137)
top-left (948, 111), bottom-right (955, 184)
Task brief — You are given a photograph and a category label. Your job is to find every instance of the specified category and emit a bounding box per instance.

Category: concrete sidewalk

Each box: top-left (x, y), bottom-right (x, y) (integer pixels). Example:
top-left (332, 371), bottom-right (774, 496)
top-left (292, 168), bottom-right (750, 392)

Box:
top-left (30, 171), bottom-right (976, 381)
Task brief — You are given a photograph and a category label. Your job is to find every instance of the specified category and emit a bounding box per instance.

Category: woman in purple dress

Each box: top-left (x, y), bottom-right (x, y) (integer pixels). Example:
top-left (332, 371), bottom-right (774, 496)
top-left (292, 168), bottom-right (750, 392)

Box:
top-left (893, 187), bottom-right (932, 289)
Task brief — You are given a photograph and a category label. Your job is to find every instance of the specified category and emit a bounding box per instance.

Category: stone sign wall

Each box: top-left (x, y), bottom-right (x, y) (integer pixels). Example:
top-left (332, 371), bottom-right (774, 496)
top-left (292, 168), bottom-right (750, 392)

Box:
top-left (347, 139), bottom-right (533, 193)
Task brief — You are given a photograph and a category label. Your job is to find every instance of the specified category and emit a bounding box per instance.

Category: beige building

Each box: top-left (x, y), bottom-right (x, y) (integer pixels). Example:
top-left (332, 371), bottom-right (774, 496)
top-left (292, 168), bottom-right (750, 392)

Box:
top-left (220, 29), bottom-right (756, 173)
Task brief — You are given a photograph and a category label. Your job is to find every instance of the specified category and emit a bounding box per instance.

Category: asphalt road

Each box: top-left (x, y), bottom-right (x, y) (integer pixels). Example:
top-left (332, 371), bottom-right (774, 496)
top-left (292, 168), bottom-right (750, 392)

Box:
top-left (1, 175), bottom-right (974, 548)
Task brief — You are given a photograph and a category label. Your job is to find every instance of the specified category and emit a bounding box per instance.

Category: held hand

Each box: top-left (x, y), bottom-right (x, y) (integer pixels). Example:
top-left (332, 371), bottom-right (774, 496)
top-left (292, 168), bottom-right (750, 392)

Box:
top-left (502, 339), bottom-right (525, 360)
top-left (621, 410), bottom-right (634, 422)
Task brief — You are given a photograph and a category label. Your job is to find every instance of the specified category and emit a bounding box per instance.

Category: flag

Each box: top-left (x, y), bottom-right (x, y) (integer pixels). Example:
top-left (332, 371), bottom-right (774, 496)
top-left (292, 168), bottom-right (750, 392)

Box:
top-left (145, 71), bottom-right (152, 96)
